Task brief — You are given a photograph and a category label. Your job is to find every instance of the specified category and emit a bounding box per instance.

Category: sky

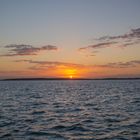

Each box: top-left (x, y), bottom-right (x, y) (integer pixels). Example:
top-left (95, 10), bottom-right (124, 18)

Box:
top-left (0, 0), bottom-right (140, 79)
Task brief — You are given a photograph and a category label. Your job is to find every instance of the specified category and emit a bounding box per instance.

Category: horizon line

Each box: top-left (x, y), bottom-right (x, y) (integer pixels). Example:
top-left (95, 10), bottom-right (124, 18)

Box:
top-left (1, 77), bottom-right (140, 81)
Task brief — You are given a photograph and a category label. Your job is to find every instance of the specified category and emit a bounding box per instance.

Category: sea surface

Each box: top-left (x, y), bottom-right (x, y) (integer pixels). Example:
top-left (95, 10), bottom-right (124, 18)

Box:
top-left (0, 80), bottom-right (140, 140)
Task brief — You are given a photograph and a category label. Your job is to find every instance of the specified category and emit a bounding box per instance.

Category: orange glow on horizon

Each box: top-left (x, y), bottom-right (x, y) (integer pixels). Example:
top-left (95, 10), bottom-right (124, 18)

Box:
top-left (63, 68), bottom-right (77, 78)
top-left (1, 64), bottom-right (140, 79)
top-left (69, 75), bottom-right (73, 79)
top-left (56, 67), bottom-right (82, 78)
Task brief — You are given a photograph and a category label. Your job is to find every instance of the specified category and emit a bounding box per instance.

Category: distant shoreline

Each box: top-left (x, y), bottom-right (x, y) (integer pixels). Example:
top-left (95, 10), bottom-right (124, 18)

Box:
top-left (1, 77), bottom-right (140, 81)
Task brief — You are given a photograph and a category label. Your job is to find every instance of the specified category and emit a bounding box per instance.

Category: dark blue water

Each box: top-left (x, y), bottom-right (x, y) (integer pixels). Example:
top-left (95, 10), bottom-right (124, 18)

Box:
top-left (0, 80), bottom-right (140, 140)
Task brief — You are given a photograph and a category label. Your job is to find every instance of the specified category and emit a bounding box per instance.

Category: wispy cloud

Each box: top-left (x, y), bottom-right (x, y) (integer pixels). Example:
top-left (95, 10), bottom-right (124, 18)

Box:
top-left (16, 59), bottom-right (85, 69)
top-left (15, 59), bottom-right (140, 70)
top-left (98, 28), bottom-right (140, 41)
top-left (79, 28), bottom-right (140, 52)
top-left (95, 60), bottom-right (140, 68)
top-left (79, 42), bottom-right (117, 51)
top-left (0, 44), bottom-right (58, 56)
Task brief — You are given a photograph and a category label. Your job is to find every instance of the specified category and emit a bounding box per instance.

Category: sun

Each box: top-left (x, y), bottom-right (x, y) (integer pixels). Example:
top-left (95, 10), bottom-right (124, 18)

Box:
top-left (63, 69), bottom-right (76, 79)
top-left (69, 75), bottom-right (73, 79)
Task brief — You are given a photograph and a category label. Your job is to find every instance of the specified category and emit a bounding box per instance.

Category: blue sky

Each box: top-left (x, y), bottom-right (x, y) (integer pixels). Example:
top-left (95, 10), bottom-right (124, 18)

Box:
top-left (0, 0), bottom-right (140, 46)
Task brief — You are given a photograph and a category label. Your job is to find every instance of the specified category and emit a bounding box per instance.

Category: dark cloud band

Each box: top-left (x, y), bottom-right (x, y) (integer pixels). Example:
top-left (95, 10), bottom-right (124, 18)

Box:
top-left (0, 44), bottom-right (58, 56)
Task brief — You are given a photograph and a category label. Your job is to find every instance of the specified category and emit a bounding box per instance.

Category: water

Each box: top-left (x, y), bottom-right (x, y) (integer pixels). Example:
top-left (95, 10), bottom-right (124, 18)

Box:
top-left (0, 80), bottom-right (140, 140)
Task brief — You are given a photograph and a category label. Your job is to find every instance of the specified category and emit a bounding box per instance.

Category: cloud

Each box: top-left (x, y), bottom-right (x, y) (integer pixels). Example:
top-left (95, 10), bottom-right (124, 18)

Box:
top-left (16, 59), bottom-right (85, 68)
top-left (0, 44), bottom-right (58, 56)
top-left (0, 70), bottom-right (26, 74)
top-left (79, 42), bottom-right (117, 51)
top-left (15, 59), bottom-right (140, 70)
top-left (79, 28), bottom-right (140, 52)
top-left (98, 28), bottom-right (140, 41)
top-left (95, 60), bottom-right (140, 68)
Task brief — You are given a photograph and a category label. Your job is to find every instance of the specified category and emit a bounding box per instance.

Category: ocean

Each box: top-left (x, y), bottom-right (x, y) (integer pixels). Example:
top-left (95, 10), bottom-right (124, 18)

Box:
top-left (0, 80), bottom-right (140, 140)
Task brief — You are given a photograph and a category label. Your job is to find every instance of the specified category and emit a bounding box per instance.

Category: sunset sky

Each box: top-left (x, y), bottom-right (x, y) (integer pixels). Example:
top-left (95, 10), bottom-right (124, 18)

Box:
top-left (0, 0), bottom-right (140, 79)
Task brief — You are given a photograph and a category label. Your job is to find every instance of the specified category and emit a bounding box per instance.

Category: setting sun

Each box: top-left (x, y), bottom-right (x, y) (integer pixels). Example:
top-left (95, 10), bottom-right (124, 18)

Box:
top-left (62, 68), bottom-right (78, 78)
top-left (69, 75), bottom-right (73, 79)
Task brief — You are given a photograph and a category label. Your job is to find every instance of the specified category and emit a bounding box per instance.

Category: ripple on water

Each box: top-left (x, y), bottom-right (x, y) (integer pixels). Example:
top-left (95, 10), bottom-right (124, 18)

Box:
top-left (31, 110), bottom-right (46, 115)
top-left (50, 123), bottom-right (91, 133)
top-left (0, 80), bottom-right (140, 139)
top-left (26, 131), bottom-right (67, 139)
